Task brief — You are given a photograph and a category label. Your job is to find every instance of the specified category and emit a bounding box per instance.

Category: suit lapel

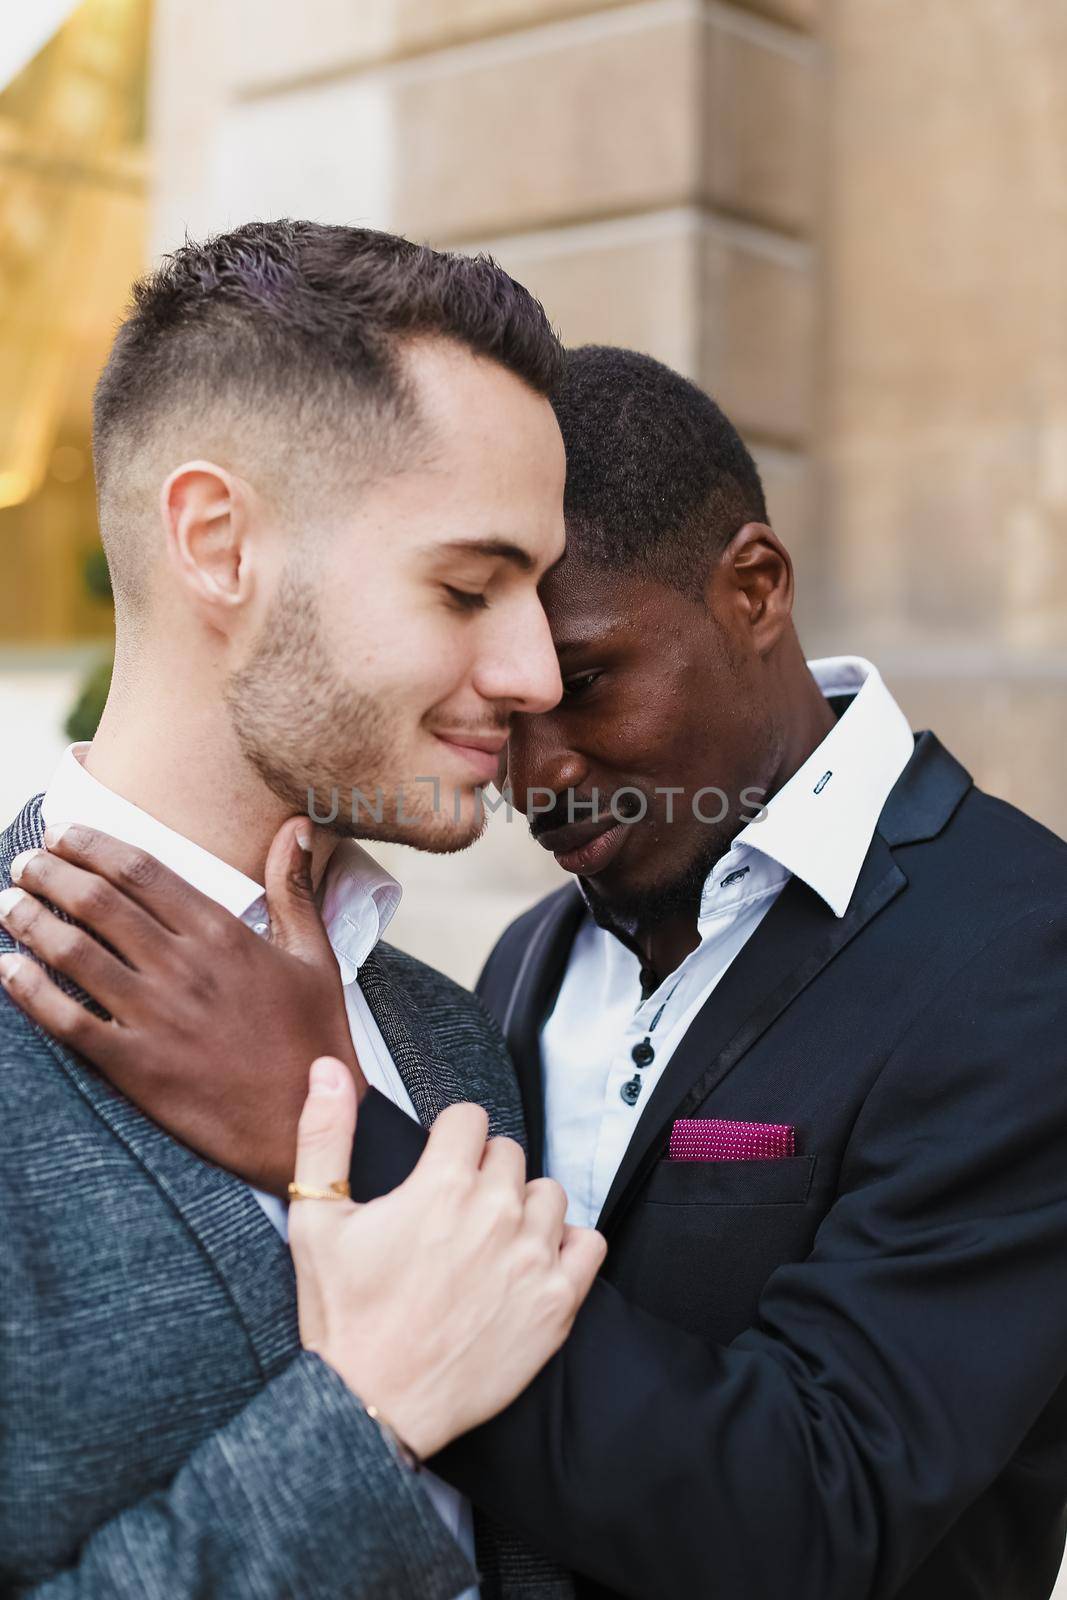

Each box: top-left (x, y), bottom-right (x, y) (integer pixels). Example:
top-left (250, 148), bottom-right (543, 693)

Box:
top-left (0, 796), bottom-right (300, 1381)
top-left (358, 942), bottom-right (526, 1143)
top-left (357, 946), bottom-right (450, 1126)
top-left (495, 886), bottom-right (585, 1179)
top-left (595, 833), bottom-right (906, 1234)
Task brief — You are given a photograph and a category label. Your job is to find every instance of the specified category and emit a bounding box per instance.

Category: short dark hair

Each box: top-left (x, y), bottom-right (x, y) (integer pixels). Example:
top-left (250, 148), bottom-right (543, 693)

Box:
top-left (550, 345), bottom-right (767, 597)
top-left (93, 219), bottom-right (563, 607)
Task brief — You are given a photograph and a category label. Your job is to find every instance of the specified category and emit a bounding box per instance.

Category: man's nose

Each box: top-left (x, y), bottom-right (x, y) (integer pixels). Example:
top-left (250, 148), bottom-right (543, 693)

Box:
top-left (507, 713), bottom-right (588, 813)
top-left (477, 594), bottom-right (562, 718)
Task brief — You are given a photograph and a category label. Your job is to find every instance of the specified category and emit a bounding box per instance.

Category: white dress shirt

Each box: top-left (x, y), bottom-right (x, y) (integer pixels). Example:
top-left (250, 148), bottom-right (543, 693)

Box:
top-left (541, 656), bottom-right (916, 1229)
top-left (41, 746), bottom-right (478, 1594)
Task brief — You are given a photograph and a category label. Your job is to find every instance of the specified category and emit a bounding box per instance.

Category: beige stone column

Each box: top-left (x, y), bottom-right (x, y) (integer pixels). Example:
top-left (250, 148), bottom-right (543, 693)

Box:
top-left (822, 0), bottom-right (1067, 838)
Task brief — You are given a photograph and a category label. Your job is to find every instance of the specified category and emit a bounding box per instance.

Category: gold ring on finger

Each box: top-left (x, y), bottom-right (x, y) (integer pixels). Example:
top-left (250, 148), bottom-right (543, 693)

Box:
top-left (287, 1180), bottom-right (351, 1202)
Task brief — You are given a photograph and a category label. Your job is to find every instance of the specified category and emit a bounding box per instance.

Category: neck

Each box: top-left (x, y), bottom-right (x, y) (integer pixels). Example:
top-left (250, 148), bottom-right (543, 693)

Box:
top-left (86, 652), bottom-right (289, 886)
top-left (642, 645), bottom-right (836, 981)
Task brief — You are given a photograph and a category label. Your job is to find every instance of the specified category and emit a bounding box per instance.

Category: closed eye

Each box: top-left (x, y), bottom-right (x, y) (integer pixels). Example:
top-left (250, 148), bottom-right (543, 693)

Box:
top-left (444, 586), bottom-right (489, 612)
top-left (562, 670), bottom-right (601, 698)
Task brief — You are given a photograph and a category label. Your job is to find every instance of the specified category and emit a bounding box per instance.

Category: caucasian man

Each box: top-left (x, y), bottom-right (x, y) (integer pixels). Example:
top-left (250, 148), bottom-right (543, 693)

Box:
top-left (0, 222), bottom-right (606, 1598)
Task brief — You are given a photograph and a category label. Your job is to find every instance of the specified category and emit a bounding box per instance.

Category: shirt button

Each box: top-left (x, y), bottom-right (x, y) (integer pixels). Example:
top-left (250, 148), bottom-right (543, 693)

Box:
top-left (631, 1040), bottom-right (655, 1067)
top-left (620, 1077), bottom-right (643, 1106)
top-left (252, 920), bottom-right (269, 937)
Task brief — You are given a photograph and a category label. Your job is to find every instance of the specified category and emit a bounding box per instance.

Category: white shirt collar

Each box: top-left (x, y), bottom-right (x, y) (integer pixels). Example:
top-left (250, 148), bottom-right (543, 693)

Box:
top-left (729, 656), bottom-right (914, 919)
top-left (41, 745), bottom-right (401, 983)
top-left (320, 843), bottom-right (402, 983)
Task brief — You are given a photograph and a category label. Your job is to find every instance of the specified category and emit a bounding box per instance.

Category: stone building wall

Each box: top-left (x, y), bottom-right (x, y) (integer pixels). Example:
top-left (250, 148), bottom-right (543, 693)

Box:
top-left (149, 0), bottom-right (1066, 986)
top-left (823, 0), bottom-right (1067, 848)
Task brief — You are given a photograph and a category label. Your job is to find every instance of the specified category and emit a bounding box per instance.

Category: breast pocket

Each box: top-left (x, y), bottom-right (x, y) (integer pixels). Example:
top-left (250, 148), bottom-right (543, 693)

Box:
top-left (643, 1154), bottom-right (817, 1206)
top-left (607, 1154), bottom-right (822, 1341)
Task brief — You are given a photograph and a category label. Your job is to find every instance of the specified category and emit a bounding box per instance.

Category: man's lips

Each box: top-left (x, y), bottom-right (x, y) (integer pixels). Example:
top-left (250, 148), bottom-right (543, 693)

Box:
top-left (433, 731), bottom-right (508, 783)
top-left (534, 816), bottom-right (632, 877)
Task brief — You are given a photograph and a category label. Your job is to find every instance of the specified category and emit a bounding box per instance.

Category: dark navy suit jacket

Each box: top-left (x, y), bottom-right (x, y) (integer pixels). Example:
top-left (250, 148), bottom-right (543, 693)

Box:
top-left (356, 732), bottom-right (1067, 1600)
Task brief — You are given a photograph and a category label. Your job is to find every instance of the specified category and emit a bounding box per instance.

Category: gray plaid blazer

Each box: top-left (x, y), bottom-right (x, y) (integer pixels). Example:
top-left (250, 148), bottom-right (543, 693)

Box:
top-left (0, 795), bottom-right (573, 1600)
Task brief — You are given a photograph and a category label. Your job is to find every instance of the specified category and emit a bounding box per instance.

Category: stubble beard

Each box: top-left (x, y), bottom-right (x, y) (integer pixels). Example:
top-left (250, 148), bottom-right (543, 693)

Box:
top-left (225, 573), bottom-right (485, 852)
top-left (579, 819), bottom-right (736, 944)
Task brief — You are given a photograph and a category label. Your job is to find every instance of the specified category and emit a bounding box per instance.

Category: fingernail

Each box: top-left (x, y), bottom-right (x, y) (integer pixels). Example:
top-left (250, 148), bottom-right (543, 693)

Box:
top-left (309, 1057), bottom-right (346, 1095)
top-left (0, 953), bottom-right (22, 983)
top-left (296, 829), bottom-right (312, 853)
top-left (43, 824), bottom-right (69, 849)
top-left (0, 887), bottom-right (26, 919)
top-left (9, 851), bottom-right (39, 883)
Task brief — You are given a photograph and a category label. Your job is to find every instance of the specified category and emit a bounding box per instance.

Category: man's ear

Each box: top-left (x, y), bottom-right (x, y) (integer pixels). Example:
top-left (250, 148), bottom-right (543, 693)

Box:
top-left (713, 522), bottom-right (794, 656)
top-left (160, 461), bottom-right (255, 620)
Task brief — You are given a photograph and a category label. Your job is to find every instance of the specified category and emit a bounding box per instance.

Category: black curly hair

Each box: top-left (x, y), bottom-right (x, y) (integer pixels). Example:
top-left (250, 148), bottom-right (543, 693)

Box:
top-left (551, 345), bottom-right (767, 599)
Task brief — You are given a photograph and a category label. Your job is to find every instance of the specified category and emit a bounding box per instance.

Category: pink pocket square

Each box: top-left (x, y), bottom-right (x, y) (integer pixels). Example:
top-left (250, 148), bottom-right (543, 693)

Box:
top-left (668, 1118), bottom-right (796, 1161)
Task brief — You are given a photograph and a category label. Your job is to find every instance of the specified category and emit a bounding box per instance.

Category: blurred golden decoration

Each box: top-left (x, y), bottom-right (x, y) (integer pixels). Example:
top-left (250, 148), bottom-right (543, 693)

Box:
top-left (0, 0), bottom-right (149, 642)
